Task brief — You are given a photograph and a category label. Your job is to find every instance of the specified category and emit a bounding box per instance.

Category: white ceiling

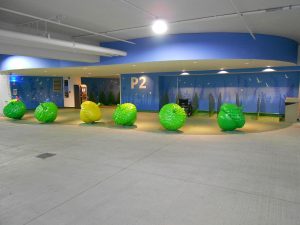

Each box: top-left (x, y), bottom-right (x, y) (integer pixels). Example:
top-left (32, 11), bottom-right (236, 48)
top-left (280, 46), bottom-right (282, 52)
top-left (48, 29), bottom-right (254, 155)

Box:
top-left (0, 0), bottom-right (300, 43)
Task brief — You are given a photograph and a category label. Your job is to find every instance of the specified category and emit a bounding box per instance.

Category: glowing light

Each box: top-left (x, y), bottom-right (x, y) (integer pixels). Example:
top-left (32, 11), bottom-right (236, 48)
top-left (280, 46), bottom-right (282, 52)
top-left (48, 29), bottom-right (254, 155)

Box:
top-left (180, 71), bottom-right (190, 76)
top-left (152, 19), bottom-right (168, 35)
top-left (217, 70), bottom-right (229, 74)
top-left (10, 76), bottom-right (18, 83)
top-left (262, 67), bottom-right (276, 72)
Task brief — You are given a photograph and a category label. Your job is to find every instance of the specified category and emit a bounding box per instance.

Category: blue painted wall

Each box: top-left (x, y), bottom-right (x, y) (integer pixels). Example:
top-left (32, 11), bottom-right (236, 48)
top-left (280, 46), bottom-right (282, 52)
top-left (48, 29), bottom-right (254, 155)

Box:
top-left (10, 76), bottom-right (64, 109)
top-left (81, 78), bottom-right (120, 104)
top-left (0, 54), bottom-right (94, 71)
top-left (101, 33), bottom-right (298, 65)
top-left (122, 72), bottom-right (300, 114)
top-left (1, 33), bottom-right (298, 71)
top-left (121, 74), bottom-right (160, 111)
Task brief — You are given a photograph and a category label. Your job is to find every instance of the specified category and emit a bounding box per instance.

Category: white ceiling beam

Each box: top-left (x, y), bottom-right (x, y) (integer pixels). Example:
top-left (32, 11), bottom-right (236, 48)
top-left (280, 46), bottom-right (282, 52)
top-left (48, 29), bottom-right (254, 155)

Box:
top-left (0, 43), bottom-right (100, 63)
top-left (0, 6), bottom-right (135, 44)
top-left (0, 29), bottom-right (127, 57)
top-left (229, 0), bottom-right (256, 40)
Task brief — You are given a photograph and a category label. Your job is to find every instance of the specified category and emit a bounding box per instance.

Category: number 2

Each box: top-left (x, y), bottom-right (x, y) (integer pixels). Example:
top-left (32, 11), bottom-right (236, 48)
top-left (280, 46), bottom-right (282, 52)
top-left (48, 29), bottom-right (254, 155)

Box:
top-left (139, 77), bottom-right (146, 89)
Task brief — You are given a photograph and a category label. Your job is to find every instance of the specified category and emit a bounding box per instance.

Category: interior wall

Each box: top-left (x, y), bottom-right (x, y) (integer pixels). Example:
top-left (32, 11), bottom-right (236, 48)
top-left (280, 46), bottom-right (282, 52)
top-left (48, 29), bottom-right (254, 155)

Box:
top-left (0, 54), bottom-right (92, 71)
top-left (101, 33), bottom-right (298, 65)
top-left (64, 75), bottom-right (81, 107)
top-left (10, 76), bottom-right (64, 109)
top-left (81, 77), bottom-right (120, 104)
top-left (121, 72), bottom-right (300, 114)
top-left (121, 74), bottom-right (160, 111)
top-left (0, 74), bottom-right (12, 115)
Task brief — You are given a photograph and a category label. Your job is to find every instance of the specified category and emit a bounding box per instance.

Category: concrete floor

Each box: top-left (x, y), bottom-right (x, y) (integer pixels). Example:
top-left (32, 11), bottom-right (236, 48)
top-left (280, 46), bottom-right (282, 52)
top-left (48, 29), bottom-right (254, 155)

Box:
top-left (0, 120), bottom-right (300, 225)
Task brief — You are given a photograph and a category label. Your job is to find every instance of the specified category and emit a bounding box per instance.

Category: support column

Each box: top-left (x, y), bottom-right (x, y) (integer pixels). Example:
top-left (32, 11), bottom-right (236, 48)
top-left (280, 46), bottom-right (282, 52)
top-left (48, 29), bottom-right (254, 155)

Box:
top-left (0, 74), bottom-right (12, 115)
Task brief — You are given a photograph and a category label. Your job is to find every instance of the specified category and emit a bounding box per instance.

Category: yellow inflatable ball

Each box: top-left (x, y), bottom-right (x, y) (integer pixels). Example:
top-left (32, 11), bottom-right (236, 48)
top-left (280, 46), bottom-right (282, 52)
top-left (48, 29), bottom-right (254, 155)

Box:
top-left (80, 101), bottom-right (102, 123)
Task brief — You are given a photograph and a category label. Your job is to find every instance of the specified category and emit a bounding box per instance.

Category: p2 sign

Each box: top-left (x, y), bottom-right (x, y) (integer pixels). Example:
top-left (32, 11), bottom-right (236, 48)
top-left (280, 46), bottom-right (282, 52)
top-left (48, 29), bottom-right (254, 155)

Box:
top-left (131, 77), bottom-right (147, 89)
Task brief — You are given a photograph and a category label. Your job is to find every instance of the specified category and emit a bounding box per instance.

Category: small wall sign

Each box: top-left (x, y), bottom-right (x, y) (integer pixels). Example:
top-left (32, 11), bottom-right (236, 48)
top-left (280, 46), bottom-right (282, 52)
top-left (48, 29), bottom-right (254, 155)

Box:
top-left (131, 77), bottom-right (147, 89)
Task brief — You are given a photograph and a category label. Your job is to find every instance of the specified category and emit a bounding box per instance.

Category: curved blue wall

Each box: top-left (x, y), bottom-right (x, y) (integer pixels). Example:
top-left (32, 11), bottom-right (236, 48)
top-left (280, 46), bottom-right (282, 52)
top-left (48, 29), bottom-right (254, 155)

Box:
top-left (0, 54), bottom-right (93, 71)
top-left (1, 33), bottom-right (298, 71)
top-left (121, 71), bottom-right (299, 114)
top-left (101, 33), bottom-right (298, 65)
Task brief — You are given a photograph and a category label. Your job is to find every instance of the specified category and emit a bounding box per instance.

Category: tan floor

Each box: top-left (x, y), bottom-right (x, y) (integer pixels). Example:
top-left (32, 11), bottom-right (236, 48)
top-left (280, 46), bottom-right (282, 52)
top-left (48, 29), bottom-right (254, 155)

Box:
top-left (0, 106), bottom-right (291, 135)
top-left (0, 116), bottom-right (300, 225)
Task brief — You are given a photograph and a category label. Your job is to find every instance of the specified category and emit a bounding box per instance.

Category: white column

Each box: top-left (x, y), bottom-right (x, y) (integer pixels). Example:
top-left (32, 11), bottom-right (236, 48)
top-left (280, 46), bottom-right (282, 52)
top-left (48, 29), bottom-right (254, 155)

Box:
top-left (0, 74), bottom-right (12, 115)
top-left (63, 75), bottom-right (81, 107)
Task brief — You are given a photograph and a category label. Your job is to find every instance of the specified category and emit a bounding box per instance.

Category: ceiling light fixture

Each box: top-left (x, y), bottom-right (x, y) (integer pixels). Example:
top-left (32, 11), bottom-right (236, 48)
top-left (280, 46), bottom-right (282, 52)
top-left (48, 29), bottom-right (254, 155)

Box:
top-left (152, 19), bottom-right (168, 35)
top-left (262, 67), bottom-right (276, 72)
top-left (217, 70), bottom-right (229, 74)
top-left (180, 71), bottom-right (190, 76)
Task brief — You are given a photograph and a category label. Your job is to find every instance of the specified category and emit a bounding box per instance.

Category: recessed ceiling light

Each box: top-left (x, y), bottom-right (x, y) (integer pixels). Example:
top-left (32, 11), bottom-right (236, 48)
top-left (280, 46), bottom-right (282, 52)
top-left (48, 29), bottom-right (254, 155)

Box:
top-left (180, 71), bottom-right (190, 76)
top-left (262, 67), bottom-right (276, 72)
top-left (218, 70), bottom-right (229, 74)
top-left (152, 19), bottom-right (168, 35)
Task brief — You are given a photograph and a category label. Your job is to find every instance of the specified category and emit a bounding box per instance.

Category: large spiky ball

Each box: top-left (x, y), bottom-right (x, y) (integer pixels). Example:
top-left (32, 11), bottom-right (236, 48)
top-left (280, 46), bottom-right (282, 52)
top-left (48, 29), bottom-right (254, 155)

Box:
top-left (80, 101), bottom-right (102, 123)
top-left (3, 99), bottom-right (26, 120)
top-left (159, 103), bottom-right (187, 131)
top-left (217, 103), bottom-right (245, 131)
top-left (34, 102), bottom-right (58, 123)
top-left (113, 103), bottom-right (137, 126)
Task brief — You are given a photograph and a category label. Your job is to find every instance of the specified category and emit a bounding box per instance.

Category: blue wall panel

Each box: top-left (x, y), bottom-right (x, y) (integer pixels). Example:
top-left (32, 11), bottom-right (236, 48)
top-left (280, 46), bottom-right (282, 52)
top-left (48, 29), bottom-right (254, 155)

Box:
top-left (81, 78), bottom-right (120, 104)
top-left (0, 54), bottom-right (92, 71)
top-left (10, 76), bottom-right (64, 109)
top-left (122, 72), bottom-right (299, 114)
top-left (121, 74), bottom-right (160, 111)
top-left (101, 33), bottom-right (298, 65)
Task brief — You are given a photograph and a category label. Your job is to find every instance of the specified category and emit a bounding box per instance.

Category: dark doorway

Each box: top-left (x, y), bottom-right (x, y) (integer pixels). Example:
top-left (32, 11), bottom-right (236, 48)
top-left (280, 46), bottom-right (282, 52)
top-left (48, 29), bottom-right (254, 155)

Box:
top-left (74, 85), bottom-right (80, 109)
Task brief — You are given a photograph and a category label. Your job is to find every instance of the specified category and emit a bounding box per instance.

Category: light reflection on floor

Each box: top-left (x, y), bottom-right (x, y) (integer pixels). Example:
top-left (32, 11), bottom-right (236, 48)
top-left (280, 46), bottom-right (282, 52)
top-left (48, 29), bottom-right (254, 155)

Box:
top-left (0, 107), bottom-right (291, 135)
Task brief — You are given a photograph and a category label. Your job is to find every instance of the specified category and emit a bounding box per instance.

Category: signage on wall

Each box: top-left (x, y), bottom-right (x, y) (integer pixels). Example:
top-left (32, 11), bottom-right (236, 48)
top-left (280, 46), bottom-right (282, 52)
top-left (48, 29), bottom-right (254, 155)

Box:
top-left (131, 76), bottom-right (147, 89)
top-left (12, 89), bottom-right (18, 96)
top-left (64, 80), bottom-right (69, 98)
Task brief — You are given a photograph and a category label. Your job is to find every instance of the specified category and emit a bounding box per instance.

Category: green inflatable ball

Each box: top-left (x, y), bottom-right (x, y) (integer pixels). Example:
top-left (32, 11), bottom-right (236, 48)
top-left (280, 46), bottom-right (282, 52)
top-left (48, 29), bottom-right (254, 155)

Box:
top-left (159, 103), bottom-right (187, 131)
top-left (3, 99), bottom-right (26, 119)
top-left (217, 103), bottom-right (245, 131)
top-left (113, 103), bottom-right (137, 126)
top-left (34, 102), bottom-right (58, 123)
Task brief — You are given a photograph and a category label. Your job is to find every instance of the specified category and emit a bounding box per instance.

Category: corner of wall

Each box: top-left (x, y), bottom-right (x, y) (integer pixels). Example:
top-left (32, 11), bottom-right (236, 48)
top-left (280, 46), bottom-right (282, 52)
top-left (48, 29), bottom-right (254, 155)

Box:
top-left (0, 74), bottom-right (12, 115)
